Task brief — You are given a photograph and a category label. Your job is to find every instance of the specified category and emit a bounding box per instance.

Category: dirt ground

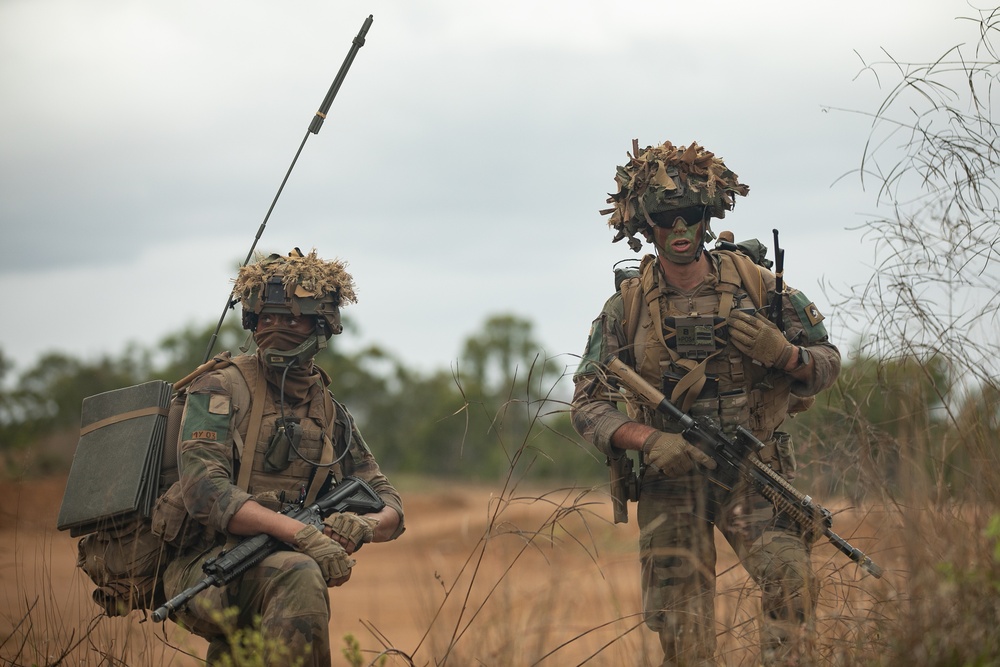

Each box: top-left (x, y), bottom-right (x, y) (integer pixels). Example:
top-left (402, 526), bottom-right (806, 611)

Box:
top-left (0, 475), bottom-right (889, 667)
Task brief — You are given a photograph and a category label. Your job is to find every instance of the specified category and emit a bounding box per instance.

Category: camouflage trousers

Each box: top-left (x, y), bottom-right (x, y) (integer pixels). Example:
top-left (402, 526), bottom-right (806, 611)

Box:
top-left (163, 546), bottom-right (332, 667)
top-left (638, 469), bottom-right (818, 667)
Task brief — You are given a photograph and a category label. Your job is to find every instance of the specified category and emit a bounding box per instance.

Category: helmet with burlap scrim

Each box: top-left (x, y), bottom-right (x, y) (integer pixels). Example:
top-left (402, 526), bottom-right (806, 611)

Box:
top-left (232, 247), bottom-right (358, 337)
top-left (601, 139), bottom-right (749, 252)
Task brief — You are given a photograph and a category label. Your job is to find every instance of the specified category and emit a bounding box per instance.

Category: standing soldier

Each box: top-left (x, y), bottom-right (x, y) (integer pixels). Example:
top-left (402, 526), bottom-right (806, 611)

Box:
top-left (152, 248), bottom-right (404, 666)
top-left (571, 141), bottom-right (840, 666)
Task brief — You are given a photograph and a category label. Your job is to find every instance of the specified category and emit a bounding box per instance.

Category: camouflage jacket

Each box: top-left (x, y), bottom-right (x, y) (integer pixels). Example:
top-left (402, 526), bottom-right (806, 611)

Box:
top-left (155, 353), bottom-right (404, 547)
top-left (571, 251), bottom-right (841, 458)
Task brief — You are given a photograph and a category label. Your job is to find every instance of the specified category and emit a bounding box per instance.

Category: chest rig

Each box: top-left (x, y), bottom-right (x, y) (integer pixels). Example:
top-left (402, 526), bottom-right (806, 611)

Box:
top-left (620, 252), bottom-right (791, 440)
top-left (225, 356), bottom-right (344, 509)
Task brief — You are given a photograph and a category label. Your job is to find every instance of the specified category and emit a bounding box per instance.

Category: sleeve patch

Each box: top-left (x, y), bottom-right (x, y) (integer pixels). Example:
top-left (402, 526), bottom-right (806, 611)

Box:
top-left (209, 394), bottom-right (231, 415)
top-left (183, 392), bottom-right (231, 443)
top-left (575, 317), bottom-right (605, 378)
top-left (789, 291), bottom-right (828, 341)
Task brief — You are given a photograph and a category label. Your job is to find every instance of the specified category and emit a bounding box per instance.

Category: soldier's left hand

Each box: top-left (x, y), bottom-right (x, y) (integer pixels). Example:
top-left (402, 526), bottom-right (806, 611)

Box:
top-left (323, 513), bottom-right (379, 554)
top-left (728, 310), bottom-right (795, 369)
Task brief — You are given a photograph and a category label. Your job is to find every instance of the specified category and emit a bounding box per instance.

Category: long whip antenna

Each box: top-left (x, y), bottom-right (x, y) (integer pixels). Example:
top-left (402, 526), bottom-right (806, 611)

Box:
top-left (202, 14), bottom-right (374, 363)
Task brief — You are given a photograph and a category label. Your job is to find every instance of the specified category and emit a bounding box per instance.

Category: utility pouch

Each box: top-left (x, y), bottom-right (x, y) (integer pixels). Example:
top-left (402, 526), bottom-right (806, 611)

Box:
top-left (264, 418), bottom-right (301, 473)
top-left (662, 315), bottom-right (736, 359)
top-left (608, 451), bottom-right (640, 524)
top-left (772, 431), bottom-right (797, 480)
top-left (76, 517), bottom-right (173, 616)
top-left (150, 481), bottom-right (206, 550)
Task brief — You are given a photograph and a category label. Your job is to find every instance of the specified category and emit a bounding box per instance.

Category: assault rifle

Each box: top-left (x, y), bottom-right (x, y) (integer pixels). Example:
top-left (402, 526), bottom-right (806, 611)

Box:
top-left (603, 355), bottom-right (883, 578)
top-left (152, 476), bottom-right (385, 622)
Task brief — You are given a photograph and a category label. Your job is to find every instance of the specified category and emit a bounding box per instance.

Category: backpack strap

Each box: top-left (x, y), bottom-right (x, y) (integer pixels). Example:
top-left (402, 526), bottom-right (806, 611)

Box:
top-left (225, 356), bottom-right (267, 493)
top-left (715, 249), bottom-right (767, 310)
top-left (619, 276), bottom-right (644, 363)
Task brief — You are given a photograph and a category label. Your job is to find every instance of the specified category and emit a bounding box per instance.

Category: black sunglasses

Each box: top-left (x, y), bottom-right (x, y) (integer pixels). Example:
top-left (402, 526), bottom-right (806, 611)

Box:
top-left (649, 206), bottom-right (706, 227)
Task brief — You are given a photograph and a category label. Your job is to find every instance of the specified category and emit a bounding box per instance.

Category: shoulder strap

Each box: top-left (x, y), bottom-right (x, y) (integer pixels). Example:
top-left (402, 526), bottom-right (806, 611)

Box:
top-left (223, 355), bottom-right (268, 493)
top-left (715, 249), bottom-right (767, 310)
top-left (620, 276), bottom-right (643, 356)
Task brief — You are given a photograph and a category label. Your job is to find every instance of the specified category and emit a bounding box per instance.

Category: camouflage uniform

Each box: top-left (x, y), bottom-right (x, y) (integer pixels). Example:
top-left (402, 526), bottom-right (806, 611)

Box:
top-left (572, 251), bottom-right (840, 666)
top-left (156, 351), bottom-right (404, 667)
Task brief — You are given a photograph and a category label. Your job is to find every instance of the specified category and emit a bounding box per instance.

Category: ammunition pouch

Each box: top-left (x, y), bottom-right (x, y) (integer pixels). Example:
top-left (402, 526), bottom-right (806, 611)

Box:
top-left (608, 450), bottom-right (640, 524)
top-left (752, 431), bottom-right (797, 480)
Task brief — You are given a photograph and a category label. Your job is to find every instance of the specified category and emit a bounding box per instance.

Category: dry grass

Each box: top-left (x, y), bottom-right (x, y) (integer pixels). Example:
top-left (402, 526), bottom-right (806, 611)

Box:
top-left (3, 470), bottom-right (974, 667)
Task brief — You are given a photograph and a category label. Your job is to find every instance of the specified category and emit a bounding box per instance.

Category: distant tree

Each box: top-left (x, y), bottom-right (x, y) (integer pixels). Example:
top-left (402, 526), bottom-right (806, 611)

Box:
top-left (154, 317), bottom-right (248, 382)
top-left (0, 311), bottom-right (601, 482)
top-left (454, 314), bottom-right (594, 480)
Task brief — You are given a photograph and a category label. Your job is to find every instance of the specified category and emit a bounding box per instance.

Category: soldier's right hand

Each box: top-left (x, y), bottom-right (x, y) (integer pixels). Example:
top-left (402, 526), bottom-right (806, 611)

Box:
top-left (292, 524), bottom-right (355, 587)
top-left (323, 512), bottom-right (379, 554)
top-left (642, 431), bottom-right (716, 477)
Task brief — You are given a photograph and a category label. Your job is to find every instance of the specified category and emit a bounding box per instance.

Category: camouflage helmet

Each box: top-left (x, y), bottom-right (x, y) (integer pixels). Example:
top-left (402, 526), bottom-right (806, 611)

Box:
top-left (601, 139), bottom-right (749, 252)
top-left (232, 247), bottom-right (358, 337)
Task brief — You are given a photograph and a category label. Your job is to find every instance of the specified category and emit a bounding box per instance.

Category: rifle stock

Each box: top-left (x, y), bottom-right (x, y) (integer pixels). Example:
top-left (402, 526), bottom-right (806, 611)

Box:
top-left (152, 476), bottom-right (385, 622)
top-left (602, 355), bottom-right (883, 578)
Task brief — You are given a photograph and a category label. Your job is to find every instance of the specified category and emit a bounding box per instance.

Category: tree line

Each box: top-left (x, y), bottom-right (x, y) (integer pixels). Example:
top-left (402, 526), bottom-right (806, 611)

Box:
top-left (1, 305), bottom-right (996, 504)
top-left (0, 313), bottom-right (599, 482)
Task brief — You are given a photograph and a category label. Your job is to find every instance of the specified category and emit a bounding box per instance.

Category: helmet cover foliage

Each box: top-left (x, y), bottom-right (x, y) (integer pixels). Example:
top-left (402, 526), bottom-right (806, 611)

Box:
top-left (233, 248), bottom-right (357, 334)
top-left (601, 139), bottom-right (750, 252)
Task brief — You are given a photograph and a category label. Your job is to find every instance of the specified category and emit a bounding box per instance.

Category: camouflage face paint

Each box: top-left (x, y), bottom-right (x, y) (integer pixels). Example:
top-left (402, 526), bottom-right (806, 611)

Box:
top-left (653, 218), bottom-right (706, 265)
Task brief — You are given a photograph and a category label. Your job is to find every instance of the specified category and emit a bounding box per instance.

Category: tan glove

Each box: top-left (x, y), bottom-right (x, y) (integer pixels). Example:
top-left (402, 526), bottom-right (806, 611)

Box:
top-left (291, 524), bottom-right (355, 587)
top-left (642, 431), bottom-right (716, 477)
top-left (323, 513), bottom-right (379, 553)
top-left (728, 310), bottom-right (795, 369)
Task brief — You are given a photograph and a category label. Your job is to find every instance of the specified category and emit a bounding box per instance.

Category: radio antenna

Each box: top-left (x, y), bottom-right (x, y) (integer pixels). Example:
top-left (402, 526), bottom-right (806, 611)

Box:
top-left (202, 14), bottom-right (374, 363)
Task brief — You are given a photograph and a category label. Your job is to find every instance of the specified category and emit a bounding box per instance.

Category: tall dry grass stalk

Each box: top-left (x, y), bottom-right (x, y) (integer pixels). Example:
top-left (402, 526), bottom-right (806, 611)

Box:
top-left (0, 494), bottom-right (204, 667)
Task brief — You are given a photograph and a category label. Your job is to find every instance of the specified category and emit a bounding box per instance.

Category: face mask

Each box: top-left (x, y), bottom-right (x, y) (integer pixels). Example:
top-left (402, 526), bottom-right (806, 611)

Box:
top-left (254, 328), bottom-right (309, 355)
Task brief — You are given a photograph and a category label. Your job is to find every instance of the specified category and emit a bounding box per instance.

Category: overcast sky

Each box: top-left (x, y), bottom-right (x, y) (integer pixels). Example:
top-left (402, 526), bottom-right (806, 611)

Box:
top-left (0, 0), bottom-right (978, 383)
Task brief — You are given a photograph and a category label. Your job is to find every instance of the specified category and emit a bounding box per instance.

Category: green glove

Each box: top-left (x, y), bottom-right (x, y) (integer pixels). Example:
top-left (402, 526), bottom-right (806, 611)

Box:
top-left (642, 431), bottom-right (716, 477)
top-left (323, 513), bottom-right (379, 552)
top-left (292, 524), bottom-right (355, 586)
top-left (728, 310), bottom-right (795, 369)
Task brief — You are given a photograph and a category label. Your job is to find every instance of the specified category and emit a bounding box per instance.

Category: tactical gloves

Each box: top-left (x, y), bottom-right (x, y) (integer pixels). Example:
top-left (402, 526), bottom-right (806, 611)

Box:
top-left (323, 513), bottom-right (379, 553)
top-left (728, 310), bottom-right (795, 369)
top-left (292, 524), bottom-right (355, 587)
top-left (642, 431), bottom-right (716, 477)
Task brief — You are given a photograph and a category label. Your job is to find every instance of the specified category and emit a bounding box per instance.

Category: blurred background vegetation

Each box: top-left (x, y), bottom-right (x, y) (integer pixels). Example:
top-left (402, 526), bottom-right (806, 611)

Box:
top-left (4, 7), bottom-right (1000, 664)
top-left (0, 312), bottom-right (600, 482)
